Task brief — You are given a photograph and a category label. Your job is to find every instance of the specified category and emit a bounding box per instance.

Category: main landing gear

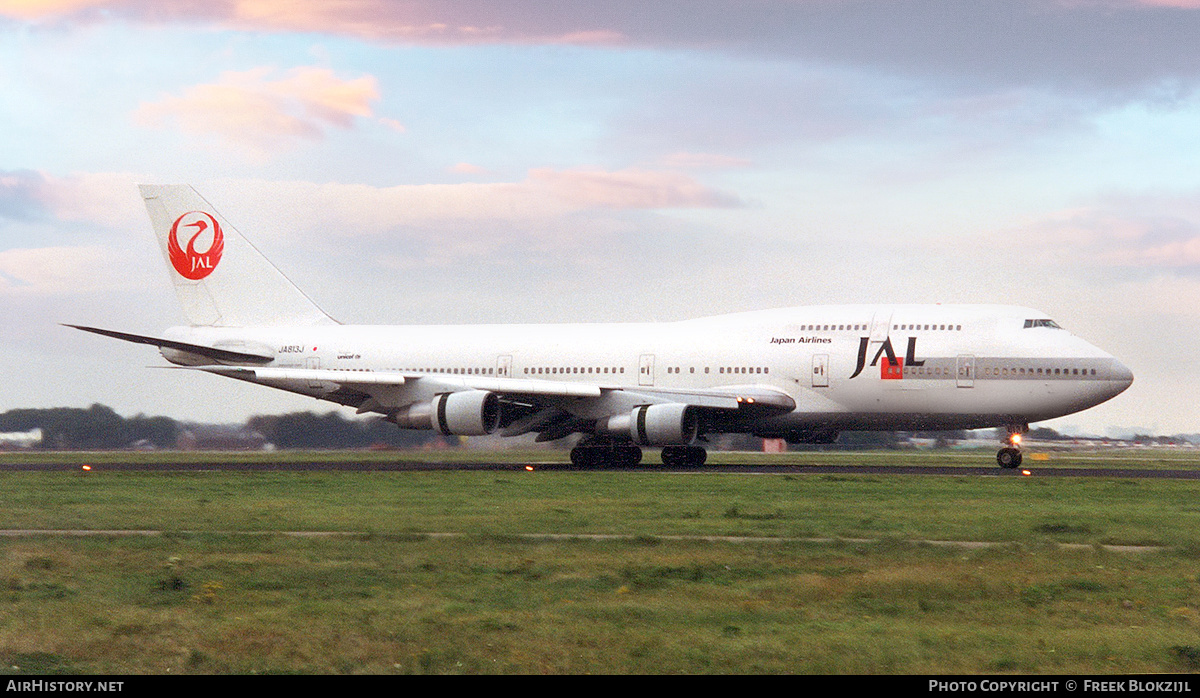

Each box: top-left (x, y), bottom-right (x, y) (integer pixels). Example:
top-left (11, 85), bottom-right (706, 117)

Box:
top-left (569, 439), bottom-right (643, 468)
top-left (996, 424), bottom-right (1028, 469)
top-left (568, 438), bottom-right (708, 468)
top-left (660, 444), bottom-right (708, 468)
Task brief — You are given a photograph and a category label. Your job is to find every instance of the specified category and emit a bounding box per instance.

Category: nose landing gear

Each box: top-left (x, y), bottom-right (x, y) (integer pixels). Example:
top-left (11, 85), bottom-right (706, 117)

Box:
top-left (997, 446), bottom-right (1022, 468)
top-left (996, 424), bottom-right (1027, 469)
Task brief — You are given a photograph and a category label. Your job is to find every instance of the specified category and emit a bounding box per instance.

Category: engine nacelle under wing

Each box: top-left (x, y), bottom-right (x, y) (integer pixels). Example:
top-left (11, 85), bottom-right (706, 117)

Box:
top-left (392, 390), bottom-right (501, 436)
top-left (601, 403), bottom-right (698, 446)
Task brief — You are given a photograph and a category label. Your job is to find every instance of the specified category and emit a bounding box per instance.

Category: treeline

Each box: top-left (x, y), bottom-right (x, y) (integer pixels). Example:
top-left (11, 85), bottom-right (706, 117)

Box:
top-left (0, 404), bottom-right (438, 450)
top-left (246, 412), bottom-right (438, 449)
top-left (0, 405), bottom-right (178, 450)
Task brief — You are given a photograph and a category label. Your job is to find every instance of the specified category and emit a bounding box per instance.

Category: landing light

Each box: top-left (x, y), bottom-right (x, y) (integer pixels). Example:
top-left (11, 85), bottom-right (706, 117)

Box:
top-left (81, 464), bottom-right (92, 473)
top-left (1021, 469), bottom-right (1032, 476)
top-left (1010, 433), bottom-right (1023, 446)
top-left (525, 465), bottom-right (535, 472)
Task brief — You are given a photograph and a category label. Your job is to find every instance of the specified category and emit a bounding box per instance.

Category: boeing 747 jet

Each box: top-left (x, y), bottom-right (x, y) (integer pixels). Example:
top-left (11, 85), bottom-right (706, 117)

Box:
top-left (70, 185), bottom-right (1134, 468)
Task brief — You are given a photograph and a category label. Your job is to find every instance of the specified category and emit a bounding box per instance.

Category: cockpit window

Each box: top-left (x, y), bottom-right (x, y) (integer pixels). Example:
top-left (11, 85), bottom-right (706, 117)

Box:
top-left (1023, 319), bottom-right (1062, 329)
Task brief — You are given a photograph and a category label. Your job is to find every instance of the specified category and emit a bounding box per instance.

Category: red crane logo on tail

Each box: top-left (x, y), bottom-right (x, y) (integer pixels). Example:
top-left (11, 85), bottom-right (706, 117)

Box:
top-left (168, 211), bottom-right (224, 280)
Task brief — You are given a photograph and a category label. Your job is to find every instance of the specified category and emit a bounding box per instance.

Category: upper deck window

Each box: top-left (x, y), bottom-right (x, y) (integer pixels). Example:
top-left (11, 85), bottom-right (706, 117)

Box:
top-left (1023, 319), bottom-right (1062, 329)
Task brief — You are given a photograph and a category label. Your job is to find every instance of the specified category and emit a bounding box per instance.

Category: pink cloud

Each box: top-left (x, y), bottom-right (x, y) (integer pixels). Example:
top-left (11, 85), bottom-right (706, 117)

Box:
top-left (378, 117), bottom-right (407, 132)
top-left (1136, 237), bottom-right (1200, 265)
top-left (551, 30), bottom-right (625, 45)
top-left (448, 162), bottom-right (488, 174)
top-left (1007, 202), bottom-right (1200, 270)
top-left (1123, 0), bottom-right (1200, 7)
top-left (0, 245), bottom-right (127, 295)
top-left (1058, 0), bottom-right (1200, 6)
top-left (0, 0), bottom-right (630, 45)
top-left (0, 0), bottom-right (111, 19)
top-left (0, 170), bottom-right (141, 228)
top-left (529, 167), bottom-right (743, 209)
top-left (658, 152), bottom-right (753, 170)
top-left (220, 168), bottom-right (741, 232)
top-left (134, 66), bottom-right (381, 153)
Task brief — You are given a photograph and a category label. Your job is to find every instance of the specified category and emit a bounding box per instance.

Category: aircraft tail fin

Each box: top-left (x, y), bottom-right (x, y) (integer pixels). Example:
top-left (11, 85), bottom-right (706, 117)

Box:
top-left (139, 184), bottom-right (336, 327)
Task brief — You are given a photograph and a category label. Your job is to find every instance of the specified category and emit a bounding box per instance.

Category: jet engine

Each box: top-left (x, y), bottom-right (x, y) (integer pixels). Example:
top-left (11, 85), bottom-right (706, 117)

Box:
top-left (392, 391), bottom-right (501, 435)
top-left (600, 403), bottom-right (698, 446)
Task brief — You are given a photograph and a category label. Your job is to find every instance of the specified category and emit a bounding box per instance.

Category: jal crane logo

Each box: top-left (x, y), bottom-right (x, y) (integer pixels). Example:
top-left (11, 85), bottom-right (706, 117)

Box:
top-left (168, 211), bottom-right (224, 280)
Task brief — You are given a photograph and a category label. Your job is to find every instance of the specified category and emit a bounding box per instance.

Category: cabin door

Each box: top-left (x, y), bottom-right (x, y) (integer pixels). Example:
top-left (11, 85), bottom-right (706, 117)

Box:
top-left (306, 356), bottom-right (321, 388)
top-left (869, 310), bottom-right (893, 343)
top-left (496, 355), bottom-right (512, 378)
top-left (639, 354), bottom-right (655, 386)
top-left (812, 354), bottom-right (829, 388)
top-left (956, 355), bottom-right (975, 388)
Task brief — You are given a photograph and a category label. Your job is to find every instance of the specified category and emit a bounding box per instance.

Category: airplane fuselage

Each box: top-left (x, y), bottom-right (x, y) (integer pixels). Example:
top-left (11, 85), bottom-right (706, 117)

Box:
top-left (163, 303), bottom-right (1132, 439)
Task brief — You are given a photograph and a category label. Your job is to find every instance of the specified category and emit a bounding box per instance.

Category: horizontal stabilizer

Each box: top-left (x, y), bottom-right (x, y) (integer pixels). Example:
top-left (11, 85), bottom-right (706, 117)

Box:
top-left (65, 325), bottom-right (274, 364)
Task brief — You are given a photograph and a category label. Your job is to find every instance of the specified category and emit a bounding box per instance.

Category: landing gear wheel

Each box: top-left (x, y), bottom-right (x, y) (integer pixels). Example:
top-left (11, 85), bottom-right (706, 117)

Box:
top-left (570, 442), bottom-right (642, 468)
top-left (569, 445), bottom-right (598, 468)
top-left (997, 447), bottom-right (1023, 469)
top-left (660, 445), bottom-right (708, 467)
top-left (617, 444), bottom-right (642, 468)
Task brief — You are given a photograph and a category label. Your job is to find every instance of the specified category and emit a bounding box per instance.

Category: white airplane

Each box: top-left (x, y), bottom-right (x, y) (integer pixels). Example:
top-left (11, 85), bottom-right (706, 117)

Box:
top-left (70, 185), bottom-right (1133, 468)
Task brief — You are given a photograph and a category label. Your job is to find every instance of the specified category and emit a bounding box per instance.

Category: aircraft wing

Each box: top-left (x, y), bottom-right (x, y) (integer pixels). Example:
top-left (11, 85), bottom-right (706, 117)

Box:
top-left (621, 385), bottom-right (796, 411)
top-left (193, 366), bottom-right (795, 416)
top-left (197, 366), bottom-right (604, 397)
top-left (75, 323), bottom-right (795, 416)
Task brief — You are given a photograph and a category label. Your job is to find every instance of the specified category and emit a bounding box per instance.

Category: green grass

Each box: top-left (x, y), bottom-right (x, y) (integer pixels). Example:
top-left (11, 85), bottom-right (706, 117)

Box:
top-left (1, 468), bottom-right (1198, 546)
top-left (4, 535), bottom-right (1200, 674)
top-left (3, 452), bottom-right (1200, 674)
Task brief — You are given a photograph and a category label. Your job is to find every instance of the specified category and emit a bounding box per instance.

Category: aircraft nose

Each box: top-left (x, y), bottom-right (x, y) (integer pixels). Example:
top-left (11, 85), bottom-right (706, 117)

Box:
top-left (1109, 359), bottom-right (1134, 389)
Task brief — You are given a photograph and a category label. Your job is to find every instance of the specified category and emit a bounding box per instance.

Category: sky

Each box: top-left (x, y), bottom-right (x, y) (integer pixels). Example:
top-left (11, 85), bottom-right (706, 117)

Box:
top-left (3, 0), bottom-right (1200, 436)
